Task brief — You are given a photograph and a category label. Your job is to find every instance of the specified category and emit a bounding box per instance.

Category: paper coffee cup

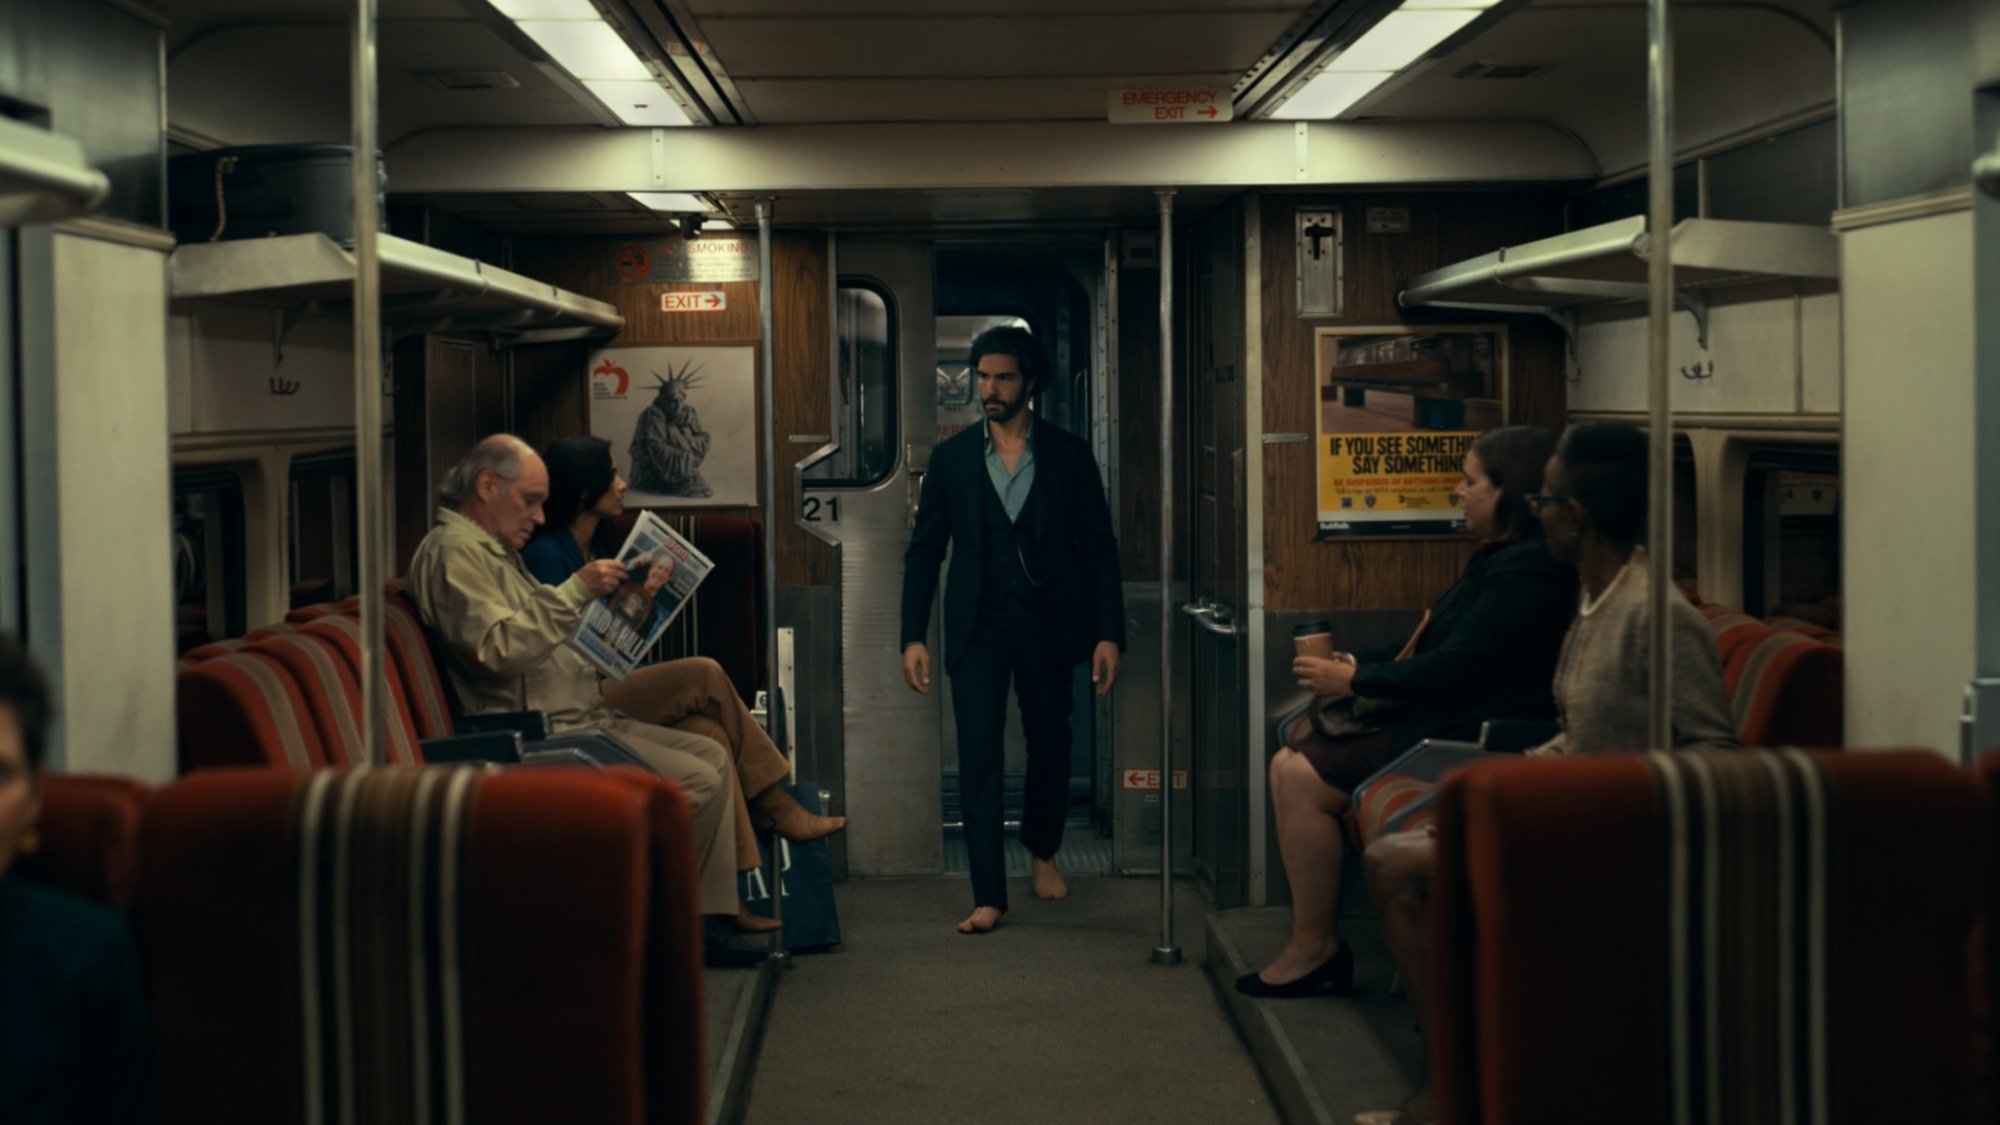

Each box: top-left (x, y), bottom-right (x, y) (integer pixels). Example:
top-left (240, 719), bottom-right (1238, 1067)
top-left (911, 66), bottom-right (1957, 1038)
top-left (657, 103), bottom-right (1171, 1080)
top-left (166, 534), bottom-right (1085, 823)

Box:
top-left (1292, 621), bottom-right (1334, 659)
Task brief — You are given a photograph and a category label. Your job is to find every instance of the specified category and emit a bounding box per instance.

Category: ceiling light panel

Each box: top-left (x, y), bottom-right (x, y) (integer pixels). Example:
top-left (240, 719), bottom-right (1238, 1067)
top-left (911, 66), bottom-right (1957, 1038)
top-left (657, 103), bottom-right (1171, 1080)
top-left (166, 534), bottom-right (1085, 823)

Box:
top-left (629, 192), bottom-right (713, 212)
top-left (1327, 9), bottom-right (1482, 72)
top-left (488, 0), bottom-right (600, 17)
top-left (1398, 0), bottom-right (1501, 9)
top-left (585, 80), bottom-right (691, 126)
top-left (517, 20), bottom-right (652, 82)
top-left (1268, 71), bottom-right (1393, 120)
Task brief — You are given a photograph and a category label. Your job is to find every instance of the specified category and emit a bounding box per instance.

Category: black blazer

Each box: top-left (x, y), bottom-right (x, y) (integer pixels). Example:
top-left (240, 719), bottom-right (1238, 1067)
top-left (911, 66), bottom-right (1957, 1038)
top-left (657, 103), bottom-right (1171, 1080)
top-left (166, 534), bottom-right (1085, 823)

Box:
top-left (1346, 533), bottom-right (1578, 752)
top-left (900, 420), bottom-right (1127, 672)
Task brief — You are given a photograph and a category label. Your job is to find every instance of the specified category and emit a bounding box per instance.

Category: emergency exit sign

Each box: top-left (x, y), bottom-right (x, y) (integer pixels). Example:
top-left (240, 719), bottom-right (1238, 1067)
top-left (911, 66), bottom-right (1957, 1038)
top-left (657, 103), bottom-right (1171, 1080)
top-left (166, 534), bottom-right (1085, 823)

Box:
top-left (660, 290), bottom-right (728, 312)
top-left (1121, 768), bottom-right (1190, 790)
top-left (1107, 88), bottom-right (1232, 124)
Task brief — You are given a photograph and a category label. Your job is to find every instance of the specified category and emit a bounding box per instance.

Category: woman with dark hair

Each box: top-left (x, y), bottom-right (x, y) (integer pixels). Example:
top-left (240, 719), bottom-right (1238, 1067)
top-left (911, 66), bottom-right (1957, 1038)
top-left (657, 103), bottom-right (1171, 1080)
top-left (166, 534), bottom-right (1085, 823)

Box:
top-left (1238, 425), bottom-right (1576, 1000)
top-left (522, 434), bottom-right (624, 585)
top-left (523, 435), bottom-right (845, 897)
top-left (0, 631), bottom-right (153, 1122)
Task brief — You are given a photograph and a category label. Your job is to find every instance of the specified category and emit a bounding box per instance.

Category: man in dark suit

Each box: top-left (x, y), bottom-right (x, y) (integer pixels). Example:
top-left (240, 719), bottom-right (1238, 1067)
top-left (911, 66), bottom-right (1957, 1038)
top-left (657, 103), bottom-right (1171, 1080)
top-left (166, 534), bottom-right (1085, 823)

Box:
top-left (900, 326), bottom-right (1126, 934)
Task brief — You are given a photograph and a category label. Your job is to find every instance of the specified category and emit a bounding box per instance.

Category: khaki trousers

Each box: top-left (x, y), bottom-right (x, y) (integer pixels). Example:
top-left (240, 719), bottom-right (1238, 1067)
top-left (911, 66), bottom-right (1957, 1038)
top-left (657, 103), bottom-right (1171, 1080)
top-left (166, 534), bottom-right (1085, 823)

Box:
top-left (602, 657), bottom-right (789, 871)
top-left (602, 717), bottom-right (740, 917)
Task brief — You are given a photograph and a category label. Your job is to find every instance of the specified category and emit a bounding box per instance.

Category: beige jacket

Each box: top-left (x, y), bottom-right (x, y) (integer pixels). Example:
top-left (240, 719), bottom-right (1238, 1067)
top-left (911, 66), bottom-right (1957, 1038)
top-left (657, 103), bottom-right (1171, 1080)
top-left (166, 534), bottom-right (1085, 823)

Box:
top-left (405, 508), bottom-right (610, 731)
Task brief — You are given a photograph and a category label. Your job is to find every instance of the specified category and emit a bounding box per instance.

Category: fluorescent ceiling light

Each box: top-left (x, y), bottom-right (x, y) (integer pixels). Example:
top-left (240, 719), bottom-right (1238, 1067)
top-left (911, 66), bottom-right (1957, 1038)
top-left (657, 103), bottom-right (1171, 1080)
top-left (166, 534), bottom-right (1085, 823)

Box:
top-left (1269, 71), bottom-right (1392, 120)
top-left (584, 80), bottom-right (691, 126)
top-left (488, 0), bottom-right (599, 17)
top-left (1399, 0), bottom-right (1501, 9)
top-left (516, 20), bottom-right (652, 82)
top-left (1327, 9), bottom-right (1482, 72)
top-left (702, 219), bottom-right (735, 232)
top-left (629, 192), bottom-right (713, 212)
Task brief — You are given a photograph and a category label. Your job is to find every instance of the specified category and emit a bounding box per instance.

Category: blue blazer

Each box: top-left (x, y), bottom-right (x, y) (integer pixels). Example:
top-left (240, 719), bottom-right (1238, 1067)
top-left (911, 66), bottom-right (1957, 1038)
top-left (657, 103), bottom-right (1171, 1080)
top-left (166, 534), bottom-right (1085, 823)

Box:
top-left (900, 419), bottom-right (1126, 672)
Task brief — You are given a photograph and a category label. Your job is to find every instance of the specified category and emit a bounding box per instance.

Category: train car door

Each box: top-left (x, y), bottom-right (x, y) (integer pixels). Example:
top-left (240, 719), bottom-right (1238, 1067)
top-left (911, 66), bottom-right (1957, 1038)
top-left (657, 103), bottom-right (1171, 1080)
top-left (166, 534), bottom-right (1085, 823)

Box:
top-left (809, 239), bottom-right (944, 876)
top-left (1185, 209), bottom-right (1251, 907)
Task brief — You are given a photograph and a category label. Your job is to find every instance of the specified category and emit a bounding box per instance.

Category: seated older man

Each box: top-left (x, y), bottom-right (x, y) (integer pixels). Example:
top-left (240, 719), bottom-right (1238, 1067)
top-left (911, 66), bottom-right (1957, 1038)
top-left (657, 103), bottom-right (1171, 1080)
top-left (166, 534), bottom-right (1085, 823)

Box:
top-left (406, 433), bottom-right (766, 967)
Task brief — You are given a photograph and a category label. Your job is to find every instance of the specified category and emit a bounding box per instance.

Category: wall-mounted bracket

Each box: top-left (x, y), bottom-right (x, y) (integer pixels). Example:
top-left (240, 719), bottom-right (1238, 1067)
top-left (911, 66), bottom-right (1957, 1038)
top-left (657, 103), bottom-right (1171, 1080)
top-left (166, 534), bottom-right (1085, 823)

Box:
top-left (1675, 287), bottom-right (1711, 352)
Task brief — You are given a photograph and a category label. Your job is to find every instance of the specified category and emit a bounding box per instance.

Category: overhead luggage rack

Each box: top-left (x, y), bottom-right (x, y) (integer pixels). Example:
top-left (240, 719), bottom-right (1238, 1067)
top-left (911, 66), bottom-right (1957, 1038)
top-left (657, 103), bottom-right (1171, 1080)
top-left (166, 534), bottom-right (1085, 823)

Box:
top-left (170, 231), bottom-right (622, 345)
top-left (0, 116), bottom-right (110, 227)
top-left (1397, 216), bottom-right (1839, 349)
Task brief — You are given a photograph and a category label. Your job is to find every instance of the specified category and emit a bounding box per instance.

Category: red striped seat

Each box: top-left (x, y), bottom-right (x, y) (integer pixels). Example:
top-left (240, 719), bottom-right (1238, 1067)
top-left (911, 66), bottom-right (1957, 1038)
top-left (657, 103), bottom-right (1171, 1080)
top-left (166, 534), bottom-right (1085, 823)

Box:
top-left (298, 615), bottom-right (426, 765)
top-left (135, 767), bottom-right (705, 1124)
top-left (15, 774), bottom-right (149, 910)
top-left (1431, 750), bottom-right (1981, 1124)
top-left (247, 630), bottom-right (368, 767)
top-left (177, 650), bottom-right (327, 771)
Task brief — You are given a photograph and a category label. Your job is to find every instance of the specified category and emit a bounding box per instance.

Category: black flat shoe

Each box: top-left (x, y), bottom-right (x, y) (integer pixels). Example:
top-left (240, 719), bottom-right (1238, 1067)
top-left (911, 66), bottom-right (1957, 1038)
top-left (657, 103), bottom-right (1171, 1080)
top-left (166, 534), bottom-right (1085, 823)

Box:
top-left (1234, 942), bottom-right (1355, 999)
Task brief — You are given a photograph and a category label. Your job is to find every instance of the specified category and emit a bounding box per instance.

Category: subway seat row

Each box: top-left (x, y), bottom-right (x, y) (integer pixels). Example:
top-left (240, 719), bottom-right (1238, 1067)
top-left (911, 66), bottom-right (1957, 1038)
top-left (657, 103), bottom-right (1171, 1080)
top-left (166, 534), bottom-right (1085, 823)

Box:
top-left (1351, 592), bottom-right (1846, 844)
top-left (28, 767), bottom-right (706, 1123)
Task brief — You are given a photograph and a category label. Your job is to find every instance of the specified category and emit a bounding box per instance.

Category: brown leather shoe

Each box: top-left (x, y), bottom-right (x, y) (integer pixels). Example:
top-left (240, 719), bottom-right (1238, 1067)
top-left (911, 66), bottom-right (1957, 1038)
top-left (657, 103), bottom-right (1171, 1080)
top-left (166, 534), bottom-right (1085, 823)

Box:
top-left (733, 905), bottom-right (783, 933)
top-left (753, 786), bottom-right (847, 842)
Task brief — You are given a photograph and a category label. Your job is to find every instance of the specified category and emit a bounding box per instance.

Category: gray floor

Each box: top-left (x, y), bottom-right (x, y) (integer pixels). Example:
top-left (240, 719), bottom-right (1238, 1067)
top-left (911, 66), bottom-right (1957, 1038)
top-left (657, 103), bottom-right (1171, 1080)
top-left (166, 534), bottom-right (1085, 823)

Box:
top-left (743, 875), bottom-right (1278, 1125)
top-left (1207, 907), bottom-right (1425, 1124)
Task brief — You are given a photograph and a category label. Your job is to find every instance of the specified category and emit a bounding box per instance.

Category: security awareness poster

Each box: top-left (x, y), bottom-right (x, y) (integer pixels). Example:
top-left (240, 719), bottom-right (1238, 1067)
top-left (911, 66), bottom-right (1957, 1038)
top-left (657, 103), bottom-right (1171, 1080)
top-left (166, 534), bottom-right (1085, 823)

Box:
top-left (1313, 326), bottom-right (1506, 538)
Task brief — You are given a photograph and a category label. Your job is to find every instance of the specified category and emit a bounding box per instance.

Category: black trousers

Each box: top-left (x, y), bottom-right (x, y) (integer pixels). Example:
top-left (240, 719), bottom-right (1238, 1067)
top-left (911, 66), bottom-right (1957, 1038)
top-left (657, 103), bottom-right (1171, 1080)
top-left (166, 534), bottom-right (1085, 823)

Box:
top-left (950, 605), bottom-right (1075, 912)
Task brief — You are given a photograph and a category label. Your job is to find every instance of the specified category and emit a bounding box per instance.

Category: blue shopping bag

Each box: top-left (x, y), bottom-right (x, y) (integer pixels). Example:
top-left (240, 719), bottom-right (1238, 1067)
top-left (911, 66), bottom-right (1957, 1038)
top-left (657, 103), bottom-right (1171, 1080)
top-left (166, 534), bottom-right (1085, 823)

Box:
top-left (738, 781), bottom-right (842, 952)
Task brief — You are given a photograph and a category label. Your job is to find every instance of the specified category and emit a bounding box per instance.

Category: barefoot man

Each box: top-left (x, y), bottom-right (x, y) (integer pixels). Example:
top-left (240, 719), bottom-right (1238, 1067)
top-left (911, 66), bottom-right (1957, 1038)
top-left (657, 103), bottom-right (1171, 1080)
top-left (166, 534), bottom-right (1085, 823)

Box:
top-left (900, 326), bottom-right (1126, 934)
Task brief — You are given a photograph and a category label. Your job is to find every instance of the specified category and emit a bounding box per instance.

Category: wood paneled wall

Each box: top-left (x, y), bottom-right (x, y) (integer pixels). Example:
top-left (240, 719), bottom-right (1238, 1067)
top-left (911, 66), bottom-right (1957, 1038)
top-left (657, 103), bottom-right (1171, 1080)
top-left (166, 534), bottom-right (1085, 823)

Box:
top-left (1259, 192), bottom-right (1568, 611)
top-left (512, 232), bottom-right (835, 587)
top-left (1116, 251), bottom-right (1190, 583)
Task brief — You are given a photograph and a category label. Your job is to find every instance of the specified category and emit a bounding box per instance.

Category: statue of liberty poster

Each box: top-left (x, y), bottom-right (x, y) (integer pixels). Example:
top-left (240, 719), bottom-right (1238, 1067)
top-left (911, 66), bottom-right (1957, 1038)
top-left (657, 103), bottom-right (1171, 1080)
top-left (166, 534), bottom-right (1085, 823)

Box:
top-left (586, 344), bottom-right (757, 507)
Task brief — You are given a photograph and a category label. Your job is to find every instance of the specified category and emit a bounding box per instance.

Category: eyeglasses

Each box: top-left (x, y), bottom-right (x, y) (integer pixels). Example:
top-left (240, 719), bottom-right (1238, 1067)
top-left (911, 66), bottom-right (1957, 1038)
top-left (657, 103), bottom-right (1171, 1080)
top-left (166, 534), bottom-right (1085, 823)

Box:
top-left (1524, 492), bottom-right (1574, 510)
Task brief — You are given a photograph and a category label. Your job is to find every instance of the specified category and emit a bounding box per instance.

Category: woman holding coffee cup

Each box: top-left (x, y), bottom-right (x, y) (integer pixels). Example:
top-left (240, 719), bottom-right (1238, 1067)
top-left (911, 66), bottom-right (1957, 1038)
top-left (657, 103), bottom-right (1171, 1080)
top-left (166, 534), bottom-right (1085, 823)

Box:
top-left (1238, 425), bottom-right (1576, 999)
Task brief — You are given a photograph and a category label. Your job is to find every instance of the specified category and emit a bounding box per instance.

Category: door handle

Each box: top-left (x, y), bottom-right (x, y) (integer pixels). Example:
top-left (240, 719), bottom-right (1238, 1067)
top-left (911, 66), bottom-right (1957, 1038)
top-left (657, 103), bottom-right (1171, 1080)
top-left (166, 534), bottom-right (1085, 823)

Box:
top-left (1178, 599), bottom-right (1239, 637)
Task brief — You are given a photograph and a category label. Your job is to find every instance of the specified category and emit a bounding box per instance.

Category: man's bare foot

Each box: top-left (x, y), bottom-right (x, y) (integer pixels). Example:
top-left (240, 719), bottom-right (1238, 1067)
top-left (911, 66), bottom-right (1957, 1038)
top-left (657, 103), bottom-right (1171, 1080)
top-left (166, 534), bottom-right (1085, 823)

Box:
top-left (957, 906), bottom-right (1003, 934)
top-left (1032, 857), bottom-right (1068, 900)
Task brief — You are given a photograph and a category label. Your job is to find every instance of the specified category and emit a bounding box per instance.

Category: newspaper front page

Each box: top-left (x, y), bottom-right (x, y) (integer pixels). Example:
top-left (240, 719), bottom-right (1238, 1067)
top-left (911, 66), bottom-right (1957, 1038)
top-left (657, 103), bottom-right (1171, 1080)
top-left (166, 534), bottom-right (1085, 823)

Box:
top-left (568, 511), bottom-right (713, 679)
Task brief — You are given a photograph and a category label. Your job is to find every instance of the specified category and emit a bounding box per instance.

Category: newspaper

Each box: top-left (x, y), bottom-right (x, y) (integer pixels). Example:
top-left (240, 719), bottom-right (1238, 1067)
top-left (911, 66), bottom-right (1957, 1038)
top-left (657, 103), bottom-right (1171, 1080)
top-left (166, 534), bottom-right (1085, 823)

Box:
top-left (568, 511), bottom-right (713, 680)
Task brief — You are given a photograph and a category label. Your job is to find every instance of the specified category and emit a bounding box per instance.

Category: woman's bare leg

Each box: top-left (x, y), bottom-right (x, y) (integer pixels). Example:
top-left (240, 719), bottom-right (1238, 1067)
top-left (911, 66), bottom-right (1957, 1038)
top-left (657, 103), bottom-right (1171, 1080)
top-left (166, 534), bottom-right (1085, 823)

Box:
top-left (1258, 747), bottom-right (1352, 984)
top-left (1365, 828), bottom-right (1439, 1123)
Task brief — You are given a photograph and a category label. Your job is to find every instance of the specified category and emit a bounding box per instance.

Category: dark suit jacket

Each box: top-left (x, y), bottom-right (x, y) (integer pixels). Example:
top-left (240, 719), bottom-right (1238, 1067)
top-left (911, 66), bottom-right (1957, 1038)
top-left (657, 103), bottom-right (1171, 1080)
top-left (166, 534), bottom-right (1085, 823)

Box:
top-left (900, 419), bottom-right (1126, 672)
top-left (1345, 533), bottom-right (1578, 751)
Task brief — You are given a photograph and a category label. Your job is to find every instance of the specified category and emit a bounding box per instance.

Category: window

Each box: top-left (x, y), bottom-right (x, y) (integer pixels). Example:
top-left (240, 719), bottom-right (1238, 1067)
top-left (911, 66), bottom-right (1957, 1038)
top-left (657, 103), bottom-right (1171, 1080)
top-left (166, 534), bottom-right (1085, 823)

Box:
top-left (289, 451), bottom-right (358, 610)
top-left (1742, 448), bottom-right (1840, 623)
top-left (806, 283), bottom-right (898, 487)
top-left (1673, 436), bottom-right (1698, 594)
top-left (173, 466), bottom-right (247, 654)
top-left (934, 313), bottom-right (1031, 445)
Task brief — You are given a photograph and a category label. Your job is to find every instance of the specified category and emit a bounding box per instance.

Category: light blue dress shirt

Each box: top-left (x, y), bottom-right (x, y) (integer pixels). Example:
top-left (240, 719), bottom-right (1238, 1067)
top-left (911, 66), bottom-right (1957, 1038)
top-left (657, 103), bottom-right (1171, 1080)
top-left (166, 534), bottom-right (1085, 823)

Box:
top-left (982, 418), bottom-right (1036, 521)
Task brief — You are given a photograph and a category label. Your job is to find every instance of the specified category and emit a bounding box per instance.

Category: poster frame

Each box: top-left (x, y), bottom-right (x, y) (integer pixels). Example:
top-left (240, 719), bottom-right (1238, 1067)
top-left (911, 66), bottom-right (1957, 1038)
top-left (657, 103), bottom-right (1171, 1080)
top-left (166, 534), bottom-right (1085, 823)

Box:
top-left (1310, 323), bottom-right (1511, 541)
top-left (587, 339), bottom-right (763, 510)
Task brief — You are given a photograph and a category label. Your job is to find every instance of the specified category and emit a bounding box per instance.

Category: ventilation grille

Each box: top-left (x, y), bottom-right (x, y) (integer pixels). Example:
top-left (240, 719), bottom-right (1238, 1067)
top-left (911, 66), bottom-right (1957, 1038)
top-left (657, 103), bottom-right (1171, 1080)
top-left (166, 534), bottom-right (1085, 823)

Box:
top-left (413, 69), bottom-right (521, 92)
top-left (1454, 61), bottom-right (1551, 80)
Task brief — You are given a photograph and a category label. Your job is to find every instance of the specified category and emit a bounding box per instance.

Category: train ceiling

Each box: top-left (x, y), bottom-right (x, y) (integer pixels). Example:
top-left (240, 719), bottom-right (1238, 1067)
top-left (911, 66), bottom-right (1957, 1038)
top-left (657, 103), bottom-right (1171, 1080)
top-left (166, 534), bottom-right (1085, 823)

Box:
top-left (155, 0), bottom-right (1836, 231)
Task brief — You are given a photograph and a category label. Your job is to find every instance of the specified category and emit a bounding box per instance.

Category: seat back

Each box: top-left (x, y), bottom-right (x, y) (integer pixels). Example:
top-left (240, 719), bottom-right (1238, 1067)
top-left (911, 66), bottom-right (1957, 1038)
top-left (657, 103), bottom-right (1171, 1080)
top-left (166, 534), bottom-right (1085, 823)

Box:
top-left (1722, 627), bottom-right (1844, 747)
top-left (177, 650), bottom-right (327, 771)
top-left (136, 767), bottom-right (704, 1124)
top-left (248, 630), bottom-right (366, 767)
top-left (16, 773), bottom-right (148, 909)
top-left (1977, 751), bottom-right (2000, 1119)
top-left (1431, 749), bottom-right (1982, 1125)
top-left (299, 615), bottom-right (425, 765)
top-left (382, 585), bottom-right (459, 739)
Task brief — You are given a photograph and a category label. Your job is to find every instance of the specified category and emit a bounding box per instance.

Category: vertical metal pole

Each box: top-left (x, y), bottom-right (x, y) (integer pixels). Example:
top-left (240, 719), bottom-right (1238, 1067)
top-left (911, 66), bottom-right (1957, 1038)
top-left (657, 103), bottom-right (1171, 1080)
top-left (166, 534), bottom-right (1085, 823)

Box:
top-left (1153, 189), bottom-right (1182, 966)
top-left (1644, 0), bottom-right (1674, 752)
top-left (755, 198), bottom-right (789, 964)
top-left (352, 0), bottom-right (386, 765)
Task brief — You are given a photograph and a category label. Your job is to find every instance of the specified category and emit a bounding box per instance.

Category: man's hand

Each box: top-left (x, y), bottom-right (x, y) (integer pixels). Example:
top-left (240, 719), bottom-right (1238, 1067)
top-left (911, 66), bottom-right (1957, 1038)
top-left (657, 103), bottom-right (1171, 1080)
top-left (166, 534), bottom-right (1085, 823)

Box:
top-left (901, 643), bottom-right (931, 695)
top-left (1091, 641), bottom-right (1121, 696)
top-left (577, 559), bottom-right (629, 598)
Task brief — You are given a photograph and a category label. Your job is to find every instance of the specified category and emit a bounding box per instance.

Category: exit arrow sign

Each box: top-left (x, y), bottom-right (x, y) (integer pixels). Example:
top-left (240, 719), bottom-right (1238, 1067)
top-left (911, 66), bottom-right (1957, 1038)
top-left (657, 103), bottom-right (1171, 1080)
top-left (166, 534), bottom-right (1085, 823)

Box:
top-left (660, 290), bottom-right (728, 312)
top-left (1107, 87), bottom-right (1232, 124)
